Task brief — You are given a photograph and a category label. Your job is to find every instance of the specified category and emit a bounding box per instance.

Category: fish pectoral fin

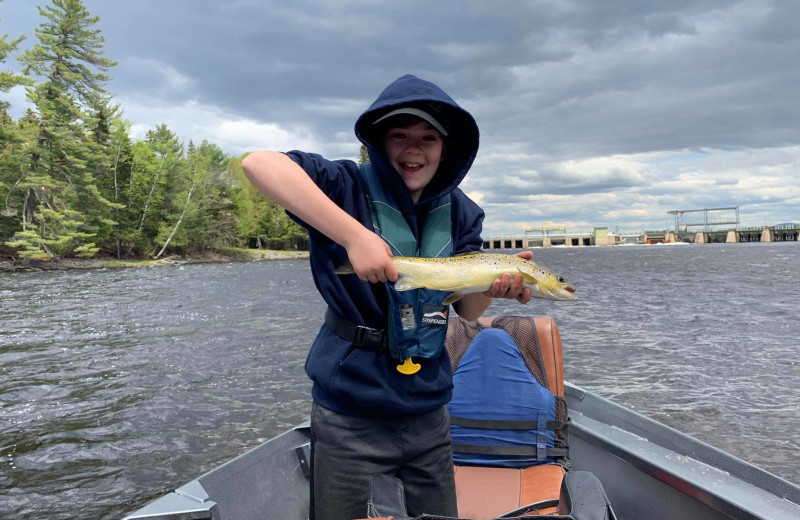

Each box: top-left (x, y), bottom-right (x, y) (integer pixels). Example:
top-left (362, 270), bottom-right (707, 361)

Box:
top-left (334, 261), bottom-right (355, 274)
top-left (394, 275), bottom-right (418, 291)
top-left (443, 292), bottom-right (466, 305)
top-left (516, 268), bottom-right (537, 284)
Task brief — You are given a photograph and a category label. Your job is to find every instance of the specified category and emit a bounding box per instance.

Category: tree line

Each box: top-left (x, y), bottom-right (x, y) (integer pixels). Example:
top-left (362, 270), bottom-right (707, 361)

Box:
top-left (0, 0), bottom-right (309, 262)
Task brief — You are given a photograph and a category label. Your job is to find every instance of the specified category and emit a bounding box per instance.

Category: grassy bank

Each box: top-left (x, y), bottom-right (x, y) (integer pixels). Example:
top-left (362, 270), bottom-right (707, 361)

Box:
top-left (0, 248), bottom-right (309, 273)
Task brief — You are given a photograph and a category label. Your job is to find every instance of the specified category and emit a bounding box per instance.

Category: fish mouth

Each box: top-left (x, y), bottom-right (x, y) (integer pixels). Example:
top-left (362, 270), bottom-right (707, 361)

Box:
top-left (556, 287), bottom-right (578, 301)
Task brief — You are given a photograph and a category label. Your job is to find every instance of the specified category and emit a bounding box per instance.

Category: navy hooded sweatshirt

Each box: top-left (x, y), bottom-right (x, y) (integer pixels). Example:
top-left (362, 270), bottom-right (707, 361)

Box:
top-left (285, 74), bottom-right (483, 417)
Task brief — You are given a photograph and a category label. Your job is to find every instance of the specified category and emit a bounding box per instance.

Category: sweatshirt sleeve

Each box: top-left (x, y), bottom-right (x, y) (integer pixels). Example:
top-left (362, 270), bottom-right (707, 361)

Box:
top-left (283, 150), bottom-right (358, 203)
top-left (282, 150), bottom-right (360, 231)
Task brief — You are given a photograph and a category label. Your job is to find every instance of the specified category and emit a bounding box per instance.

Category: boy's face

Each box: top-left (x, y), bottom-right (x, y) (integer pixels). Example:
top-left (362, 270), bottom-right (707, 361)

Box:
top-left (383, 120), bottom-right (445, 203)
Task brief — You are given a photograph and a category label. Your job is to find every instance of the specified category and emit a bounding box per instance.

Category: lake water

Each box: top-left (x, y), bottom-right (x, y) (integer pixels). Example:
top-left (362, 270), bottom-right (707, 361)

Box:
top-left (1, 242), bottom-right (799, 519)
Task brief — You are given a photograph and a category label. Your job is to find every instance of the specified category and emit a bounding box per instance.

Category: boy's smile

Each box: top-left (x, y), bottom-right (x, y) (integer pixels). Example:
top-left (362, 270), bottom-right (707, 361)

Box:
top-left (383, 120), bottom-right (444, 203)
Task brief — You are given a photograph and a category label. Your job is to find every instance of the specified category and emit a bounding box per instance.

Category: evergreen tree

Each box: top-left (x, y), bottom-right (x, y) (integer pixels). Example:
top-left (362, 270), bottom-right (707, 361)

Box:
top-left (0, 0), bottom-right (33, 109)
top-left (5, 0), bottom-right (119, 260)
top-left (20, 0), bottom-right (116, 107)
top-left (0, 2), bottom-right (35, 244)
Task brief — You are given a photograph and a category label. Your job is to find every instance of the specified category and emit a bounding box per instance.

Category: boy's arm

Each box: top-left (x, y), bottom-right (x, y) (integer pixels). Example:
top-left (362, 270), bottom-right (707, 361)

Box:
top-left (452, 251), bottom-right (533, 321)
top-left (241, 151), bottom-right (398, 283)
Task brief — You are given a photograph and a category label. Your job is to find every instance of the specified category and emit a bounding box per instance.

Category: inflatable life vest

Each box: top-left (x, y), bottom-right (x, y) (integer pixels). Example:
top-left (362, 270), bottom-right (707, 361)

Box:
top-left (445, 316), bottom-right (570, 468)
top-left (358, 163), bottom-right (453, 365)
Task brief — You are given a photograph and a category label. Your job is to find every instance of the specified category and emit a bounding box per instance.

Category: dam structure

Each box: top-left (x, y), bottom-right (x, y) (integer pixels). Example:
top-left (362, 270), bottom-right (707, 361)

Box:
top-left (482, 207), bottom-right (799, 249)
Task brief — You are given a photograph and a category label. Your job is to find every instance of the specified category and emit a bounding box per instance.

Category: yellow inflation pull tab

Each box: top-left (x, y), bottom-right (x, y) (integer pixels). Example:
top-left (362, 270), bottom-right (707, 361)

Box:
top-left (397, 357), bottom-right (421, 375)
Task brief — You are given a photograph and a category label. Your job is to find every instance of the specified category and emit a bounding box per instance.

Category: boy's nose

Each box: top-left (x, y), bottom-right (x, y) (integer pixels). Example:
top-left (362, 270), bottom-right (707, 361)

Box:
top-left (404, 140), bottom-right (423, 152)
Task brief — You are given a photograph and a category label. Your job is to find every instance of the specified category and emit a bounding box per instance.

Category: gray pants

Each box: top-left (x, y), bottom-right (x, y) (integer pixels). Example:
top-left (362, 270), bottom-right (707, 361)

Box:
top-left (310, 402), bottom-right (458, 520)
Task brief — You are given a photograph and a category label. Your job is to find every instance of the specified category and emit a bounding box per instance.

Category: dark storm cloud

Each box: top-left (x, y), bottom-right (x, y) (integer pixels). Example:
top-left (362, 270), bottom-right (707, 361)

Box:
top-left (8, 0), bottom-right (798, 154)
top-left (2, 0), bottom-right (798, 228)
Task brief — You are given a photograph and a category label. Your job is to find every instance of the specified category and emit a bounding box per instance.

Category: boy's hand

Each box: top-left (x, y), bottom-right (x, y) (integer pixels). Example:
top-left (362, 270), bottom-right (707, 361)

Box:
top-left (344, 230), bottom-right (398, 284)
top-left (483, 250), bottom-right (533, 304)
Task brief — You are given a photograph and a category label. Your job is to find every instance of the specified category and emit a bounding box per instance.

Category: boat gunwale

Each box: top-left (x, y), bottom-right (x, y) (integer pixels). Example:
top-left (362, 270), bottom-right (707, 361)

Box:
top-left (565, 382), bottom-right (800, 519)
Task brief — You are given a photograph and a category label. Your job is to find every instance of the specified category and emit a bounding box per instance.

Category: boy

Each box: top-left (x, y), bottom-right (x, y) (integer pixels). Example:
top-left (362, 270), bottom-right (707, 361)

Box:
top-left (241, 74), bottom-right (531, 520)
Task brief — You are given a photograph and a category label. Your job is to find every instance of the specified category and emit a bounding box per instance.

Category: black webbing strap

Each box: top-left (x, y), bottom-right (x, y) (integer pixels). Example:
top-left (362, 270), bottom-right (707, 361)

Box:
top-left (450, 415), bottom-right (569, 460)
top-left (450, 416), bottom-right (567, 431)
top-left (451, 443), bottom-right (569, 458)
top-left (324, 307), bottom-right (387, 352)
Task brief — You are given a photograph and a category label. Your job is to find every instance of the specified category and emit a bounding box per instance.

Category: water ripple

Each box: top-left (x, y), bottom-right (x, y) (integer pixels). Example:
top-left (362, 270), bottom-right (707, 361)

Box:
top-left (1, 244), bottom-right (799, 518)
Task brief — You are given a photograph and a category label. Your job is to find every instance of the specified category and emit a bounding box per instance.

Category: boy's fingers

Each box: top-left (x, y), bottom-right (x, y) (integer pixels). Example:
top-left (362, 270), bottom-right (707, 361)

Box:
top-left (386, 262), bottom-right (398, 282)
top-left (502, 273), bottom-right (516, 295)
top-left (510, 273), bottom-right (524, 294)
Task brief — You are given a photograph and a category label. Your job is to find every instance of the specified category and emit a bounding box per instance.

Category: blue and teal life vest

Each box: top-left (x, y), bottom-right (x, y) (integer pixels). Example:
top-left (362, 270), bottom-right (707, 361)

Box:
top-left (359, 163), bottom-right (453, 363)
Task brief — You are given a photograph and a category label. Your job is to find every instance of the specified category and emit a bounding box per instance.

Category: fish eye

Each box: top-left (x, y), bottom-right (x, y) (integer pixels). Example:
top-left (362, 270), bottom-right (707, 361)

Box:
top-left (558, 277), bottom-right (565, 282)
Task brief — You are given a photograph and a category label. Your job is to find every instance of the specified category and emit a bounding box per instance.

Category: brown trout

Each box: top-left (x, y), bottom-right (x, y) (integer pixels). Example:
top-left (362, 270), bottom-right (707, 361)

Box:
top-left (335, 252), bottom-right (577, 304)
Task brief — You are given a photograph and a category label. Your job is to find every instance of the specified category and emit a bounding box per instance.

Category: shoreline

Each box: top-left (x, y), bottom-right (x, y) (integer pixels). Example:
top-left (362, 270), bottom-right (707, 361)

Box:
top-left (0, 249), bottom-right (310, 273)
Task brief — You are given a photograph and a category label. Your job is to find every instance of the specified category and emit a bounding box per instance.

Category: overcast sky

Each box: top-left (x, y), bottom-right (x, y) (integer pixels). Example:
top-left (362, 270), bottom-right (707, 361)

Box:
top-left (2, 0), bottom-right (798, 234)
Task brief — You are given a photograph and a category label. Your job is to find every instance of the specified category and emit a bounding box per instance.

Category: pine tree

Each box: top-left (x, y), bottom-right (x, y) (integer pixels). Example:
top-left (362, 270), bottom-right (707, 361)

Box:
top-left (358, 144), bottom-right (369, 164)
top-left (20, 0), bottom-right (116, 107)
top-left (0, 1), bottom-right (35, 244)
top-left (6, 0), bottom-right (119, 260)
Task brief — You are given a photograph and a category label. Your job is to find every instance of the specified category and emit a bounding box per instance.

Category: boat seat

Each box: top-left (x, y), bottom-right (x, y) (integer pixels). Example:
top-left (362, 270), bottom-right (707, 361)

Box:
top-left (454, 463), bottom-right (565, 517)
top-left (360, 468), bottom-right (613, 519)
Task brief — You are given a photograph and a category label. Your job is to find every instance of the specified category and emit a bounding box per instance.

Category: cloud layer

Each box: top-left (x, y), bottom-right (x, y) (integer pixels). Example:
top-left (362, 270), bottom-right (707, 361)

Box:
top-left (2, 0), bottom-right (798, 231)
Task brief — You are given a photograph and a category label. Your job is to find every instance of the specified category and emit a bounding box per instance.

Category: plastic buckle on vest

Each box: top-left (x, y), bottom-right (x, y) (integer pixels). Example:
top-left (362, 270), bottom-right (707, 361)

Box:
top-left (352, 325), bottom-right (385, 351)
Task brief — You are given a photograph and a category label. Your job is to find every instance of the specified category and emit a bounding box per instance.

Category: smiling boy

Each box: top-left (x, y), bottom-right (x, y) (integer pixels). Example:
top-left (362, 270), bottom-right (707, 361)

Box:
top-left (241, 74), bottom-right (531, 520)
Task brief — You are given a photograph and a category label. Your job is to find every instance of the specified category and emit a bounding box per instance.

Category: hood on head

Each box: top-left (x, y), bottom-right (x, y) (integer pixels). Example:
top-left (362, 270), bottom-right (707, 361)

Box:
top-left (355, 74), bottom-right (480, 207)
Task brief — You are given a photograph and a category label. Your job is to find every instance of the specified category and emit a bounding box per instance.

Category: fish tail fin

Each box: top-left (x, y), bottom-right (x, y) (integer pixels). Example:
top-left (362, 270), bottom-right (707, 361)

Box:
top-left (334, 261), bottom-right (355, 275)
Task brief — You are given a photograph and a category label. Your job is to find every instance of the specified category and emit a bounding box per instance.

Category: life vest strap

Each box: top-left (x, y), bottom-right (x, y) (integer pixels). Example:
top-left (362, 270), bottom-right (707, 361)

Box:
top-left (451, 443), bottom-right (569, 459)
top-left (324, 307), bottom-right (387, 352)
top-left (450, 415), bottom-right (567, 432)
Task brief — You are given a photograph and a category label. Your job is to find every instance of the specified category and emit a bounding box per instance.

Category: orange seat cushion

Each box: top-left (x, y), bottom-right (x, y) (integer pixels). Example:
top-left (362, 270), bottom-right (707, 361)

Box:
top-left (454, 464), bottom-right (565, 518)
